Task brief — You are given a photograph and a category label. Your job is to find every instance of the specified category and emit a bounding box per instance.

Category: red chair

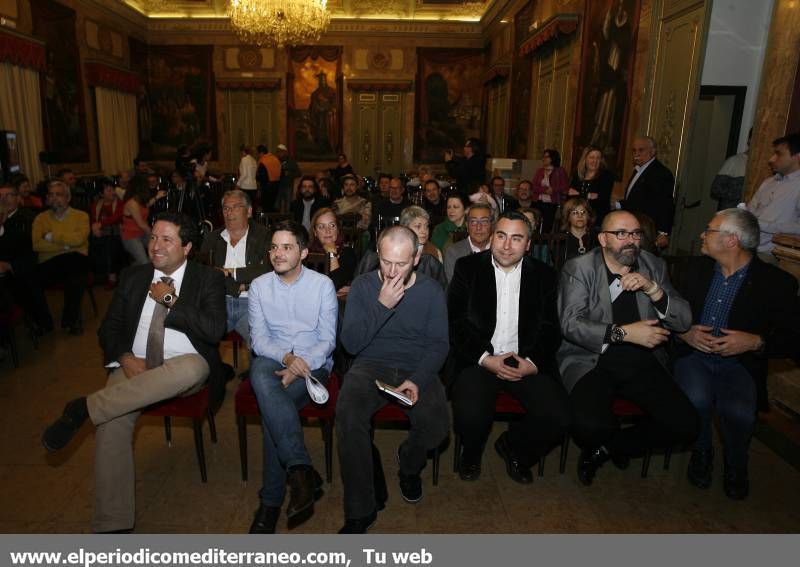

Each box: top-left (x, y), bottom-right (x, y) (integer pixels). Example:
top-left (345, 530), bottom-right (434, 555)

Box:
top-left (223, 330), bottom-right (244, 369)
top-left (142, 386), bottom-right (217, 483)
top-left (372, 402), bottom-right (442, 486)
top-left (235, 372), bottom-right (339, 483)
top-left (0, 305), bottom-right (25, 368)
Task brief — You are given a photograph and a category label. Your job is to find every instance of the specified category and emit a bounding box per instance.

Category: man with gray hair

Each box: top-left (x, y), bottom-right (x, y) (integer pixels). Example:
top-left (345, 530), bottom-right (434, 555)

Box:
top-left (336, 225), bottom-right (449, 533)
top-left (443, 201), bottom-right (493, 283)
top-left (673, 208), bottom-right (799, 500)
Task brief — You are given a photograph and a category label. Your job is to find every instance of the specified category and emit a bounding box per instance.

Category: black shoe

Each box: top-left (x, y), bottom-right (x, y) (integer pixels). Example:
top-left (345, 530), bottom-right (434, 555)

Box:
top-left (494, 432), bottom-right (533, 484)
top-left (249, 505), bottom-right (280, 534)
top-left (577, 447), bottom-right (610, 486)
top-left (458, 456), bottom-right (482, 481)
top-left (723, 464), bottom-right (749, 500)
top-left (687, 449), bottom-right (713, 489)
top-left (338, 509), bottom-right (378, 534)
top-left (42, 397), bottom-right (89, 452)
top-left (286, 465), bottom-right (316, 522)
top-left (287, 468), bottom-right (325, 530)
top-left (396, 444), bottom-right (423, 503)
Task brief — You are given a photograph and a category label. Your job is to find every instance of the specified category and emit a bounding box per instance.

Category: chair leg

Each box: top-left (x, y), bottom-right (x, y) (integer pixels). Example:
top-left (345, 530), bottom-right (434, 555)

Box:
top-left (163, 416), bottom-right (172, 447)
top-left (207, 408), bottom-right (217, 443)
top-left (641, 449), bottom-right (652, 478)
top-left (559, 433), bottom-right (569, 474)
top-left (538, 455), bottom-right (545, 477)
top-left (87, 287), bottom-right (98, 317)
top-left (663, 446), bottom-right (673, 470)
top-left (237, 414), bottom-right (248, 482)
top-left (192, 419), bottom-right (208, 483)
top-left (452, 434), bottom-right (462, 473)
top-left (432, 446), bottom-right (440, 486)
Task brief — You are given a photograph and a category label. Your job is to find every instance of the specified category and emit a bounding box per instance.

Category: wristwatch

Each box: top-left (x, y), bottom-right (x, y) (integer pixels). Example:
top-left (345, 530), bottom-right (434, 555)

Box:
top-left (161, 293), bottom-right (175, 308)
top-left (610, 324), bottom-right (627, 344)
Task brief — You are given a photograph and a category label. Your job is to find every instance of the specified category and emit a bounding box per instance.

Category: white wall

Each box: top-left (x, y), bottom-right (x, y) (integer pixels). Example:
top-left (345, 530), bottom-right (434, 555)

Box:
top-left (701, 0), bottom-right (774, 153)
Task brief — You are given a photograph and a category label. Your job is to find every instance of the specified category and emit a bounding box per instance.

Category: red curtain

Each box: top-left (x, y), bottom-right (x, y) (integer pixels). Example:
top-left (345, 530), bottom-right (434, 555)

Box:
top-left (0, 31), bottom-right (46, 71)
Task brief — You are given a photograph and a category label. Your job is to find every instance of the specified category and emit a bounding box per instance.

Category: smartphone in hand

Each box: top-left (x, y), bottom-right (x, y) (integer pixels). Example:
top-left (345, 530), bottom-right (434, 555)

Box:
top-left (503, 355), bottom-right (519, 368)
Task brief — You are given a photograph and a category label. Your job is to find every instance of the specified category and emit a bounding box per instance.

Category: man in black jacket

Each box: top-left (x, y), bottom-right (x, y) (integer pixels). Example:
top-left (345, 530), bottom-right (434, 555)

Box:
top-left (41, 212), bottom-right (226, 533)
top-left (445, 137), bottom-right (487, 194)
top-left (448, 210), bottom-right (569, 483)
top-left (0, 183), bottom-right (39, 324)
top-left (674, 208), bottom-right (800, 500)
top-left (621, 136), bottom-right (675, 249)
top-left (289, 176), bottom-right (331, 232)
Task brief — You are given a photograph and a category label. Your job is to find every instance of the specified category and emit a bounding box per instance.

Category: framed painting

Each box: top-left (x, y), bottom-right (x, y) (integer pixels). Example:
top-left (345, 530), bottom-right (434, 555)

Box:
top-left (573, 0), bottom-right (641, 178)
top-left (287, 46), bottom-right (343, 161)
top-left (414, 48), bottom-right (486, 163)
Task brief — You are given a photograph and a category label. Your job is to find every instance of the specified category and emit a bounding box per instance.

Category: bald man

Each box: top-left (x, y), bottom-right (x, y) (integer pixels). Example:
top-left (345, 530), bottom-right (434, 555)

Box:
top-left (557, 211), bottom-right (698, 486)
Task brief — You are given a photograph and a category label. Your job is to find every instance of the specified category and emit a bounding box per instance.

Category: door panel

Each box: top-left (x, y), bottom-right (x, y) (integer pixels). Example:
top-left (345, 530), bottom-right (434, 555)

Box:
top-left (225, 89), bottom-right (277, 170)
top-left (351, 91), bottom-right (404, 177)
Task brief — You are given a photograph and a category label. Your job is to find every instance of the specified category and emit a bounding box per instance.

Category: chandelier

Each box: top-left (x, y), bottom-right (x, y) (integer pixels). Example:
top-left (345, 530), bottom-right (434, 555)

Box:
top-left (228, 0), bottom-right (331, 47)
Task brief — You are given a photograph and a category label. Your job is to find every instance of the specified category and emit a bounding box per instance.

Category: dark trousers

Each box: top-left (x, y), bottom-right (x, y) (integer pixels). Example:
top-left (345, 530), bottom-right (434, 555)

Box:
top-left (336, 360), bottom-right (449, 519)
top-left (34, 252), bottom-right (88, 328)
top-left (570, 357), bottom-right (699, 456)
top-left (674, 351), bottom-right (756, 470)
top-left (260, 181), bottom-right (279, 212)
top-left (90, 235), bottom-right (122, 280)
top-left (452, 365), bottom-right (570, 466)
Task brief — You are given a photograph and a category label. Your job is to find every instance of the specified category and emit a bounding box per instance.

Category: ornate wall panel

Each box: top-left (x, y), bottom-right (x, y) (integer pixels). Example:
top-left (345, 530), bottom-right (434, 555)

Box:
top-left (529, 36), bottom-right (574, 162)
top-left (351, 91), bottom-right (404, 177)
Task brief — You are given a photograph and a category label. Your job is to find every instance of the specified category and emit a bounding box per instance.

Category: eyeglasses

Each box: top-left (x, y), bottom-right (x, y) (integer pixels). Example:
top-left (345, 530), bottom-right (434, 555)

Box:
top-left (222, 204), bottom-right (247, 213)
top-left (315, 222), bottom-right (337, 231)
top-left (570, 209), bottom-right (588, 216)
top-left (602, 230), bottom-right (644, 241)
top-left (468, 218), bottom-right (492, 226)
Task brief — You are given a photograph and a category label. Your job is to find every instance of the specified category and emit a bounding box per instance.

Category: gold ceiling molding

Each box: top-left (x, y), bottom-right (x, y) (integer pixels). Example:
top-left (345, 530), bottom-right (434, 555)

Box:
top-left (350, 0), bottom-right (411, 18)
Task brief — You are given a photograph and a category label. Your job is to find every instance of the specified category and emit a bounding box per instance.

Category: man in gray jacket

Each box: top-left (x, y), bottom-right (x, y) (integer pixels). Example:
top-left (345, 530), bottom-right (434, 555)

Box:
top-left (557, 211), bottom-right (698, 485)
top-left (443, 202), bottom-right (493, 283)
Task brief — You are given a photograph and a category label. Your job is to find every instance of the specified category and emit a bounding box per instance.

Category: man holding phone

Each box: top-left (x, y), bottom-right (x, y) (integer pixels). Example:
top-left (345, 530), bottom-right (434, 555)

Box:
top-left (448, 210), bottom-right (570, 484)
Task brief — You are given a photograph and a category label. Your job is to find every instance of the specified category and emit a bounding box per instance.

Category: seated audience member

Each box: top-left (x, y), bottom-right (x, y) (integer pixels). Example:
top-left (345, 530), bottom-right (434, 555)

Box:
top-left (308, 208), bottom-right (356, 295)
top-left (247, 220), bottom-right (337, 533)
top-left (369, 173), bottom-right (392, 209)
top-left (448, 210), bottom-right (569, 483)
top-left (317, 175), bottom-right (339, 201)
top-left (12, 174), bottom-right (43, 210)
top-left (0, 183), bottom-right (39, 321)
top-left (115, 170), bottom-right (131, 201)
top-left (468, 183), bottom-right (499, 216)
top-left (199, 189), bottom-right (270, 345)
top-left (331, 153), bottom-right (355, 183)
top-left (710, 130), bottom-right (750, 210)
top-left (515, 180), bottom-right (535, 210)
top-left (373, 177), bottom-right (410, 228)
top-left (90, 178), bottom-right (124, 288)
top-left (532, 149), bottom-right (569, 233)
top-left (444, 202), bottom-right (494, 283)
top-left (337, 226), bottom-right (449, 533)
top-left (333, 174), bottom-right (371, 230)
top-left (31, 180), bottom-right (90, 335)
top-left (569, 145), bottom-right (614, 227)
top-left (490, 176), bottom-right (519, 213)
top-left (557, 210), bottom-right (699, 485)
top-left (160, 169), bottom-right (206, 225)
top-left (674, 209), bottom-right (800, 500)
top-left (518, 207), bottom-right (548, 264)
top-left (290, 175), bottom-right (331, 232)
top-left (41, 212), bottom-right (226, 533)
top-left (121, 177), bottom-right (152, 266)
top-left (561, 197), bottom-right (598, 262)
top-left (431, 193), bottom-right (468, 251)
top-left (747, 132), bottom-right (800, 263)
top-left (421, 179), bottom-right (446, 218)
top-left (355, 206), bottom-right (447, 288)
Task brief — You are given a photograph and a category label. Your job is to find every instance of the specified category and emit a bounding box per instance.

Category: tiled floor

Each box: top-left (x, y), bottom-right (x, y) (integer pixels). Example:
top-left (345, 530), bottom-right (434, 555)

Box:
top-left (1, 288), bottom-right (799, 533)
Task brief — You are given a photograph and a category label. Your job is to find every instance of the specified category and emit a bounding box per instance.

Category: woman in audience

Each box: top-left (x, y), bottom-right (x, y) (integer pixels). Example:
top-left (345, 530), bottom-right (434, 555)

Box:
top-left (121, 176), bottom-right (152, 265)
top-left (568, 145), bottom-right (614, 225)
top-left (401, 205), bottom-right (442, 263)
top-left (432, 193), bottom-right (469, 250)
top-left (532, 148), bottom-right (569, 232)
top-left (560, 197), bottom-right (598, 262)
top-left (12, 174), bottom-right (42, 210)
top-left (308, 207), bottom-right (357, 297)
top-left (518, 206), bottom-right (549, 264)
top-left (468, 183), bottom-right (498, 216)
top-left (90, 178), bottom-right (124, 289)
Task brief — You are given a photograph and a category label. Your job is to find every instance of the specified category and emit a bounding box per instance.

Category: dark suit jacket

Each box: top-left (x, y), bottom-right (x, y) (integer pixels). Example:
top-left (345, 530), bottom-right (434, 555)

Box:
top-left (445, 154), bottom-right (487, 193)
top-left (447, 251), bottom-right (561, 382)
top-left (98, 261), bottom-right (228, 408)
top-left (0, 207), bottom-right (36, 274)
top-left (674, 256), bottom-right (800, 410)
top-left (622, 158), bottom-right (675, 234)
top-left (198, 220), bottom-right (271, 296)
top-left (290, 197), bottom-right (331, 225)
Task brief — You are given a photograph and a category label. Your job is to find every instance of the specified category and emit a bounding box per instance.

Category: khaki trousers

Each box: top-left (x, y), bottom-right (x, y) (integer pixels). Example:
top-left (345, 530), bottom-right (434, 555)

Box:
top-left (87, 353), bottom-right (209, 533)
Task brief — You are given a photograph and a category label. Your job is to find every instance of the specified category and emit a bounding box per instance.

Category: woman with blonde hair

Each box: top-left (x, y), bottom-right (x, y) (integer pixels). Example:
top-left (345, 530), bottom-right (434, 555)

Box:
top-left (568, 145), bottom-right (614, 225)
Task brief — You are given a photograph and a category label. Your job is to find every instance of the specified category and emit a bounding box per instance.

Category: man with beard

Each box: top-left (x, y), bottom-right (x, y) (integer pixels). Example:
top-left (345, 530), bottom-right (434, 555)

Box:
top-left (332, 174), bottom-right (371, 230)
top-left (557, 210), bottom-right (698, 485)
top-left (290, 175), bottom-right (331, 232)
top-left (336, 226), bottom-right (449, 533)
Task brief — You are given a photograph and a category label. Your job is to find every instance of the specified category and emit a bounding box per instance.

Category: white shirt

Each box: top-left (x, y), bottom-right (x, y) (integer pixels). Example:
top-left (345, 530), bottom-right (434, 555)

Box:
top-left (747, 169), bottom-right (800, 252)
top-left (301, 199), bottom-right (315, 232)
top-left (468, 236), bottom-right (490, 254)
top-left (625, 157), bottom-right (655, 198)
top-left (221, 228), bottom-right (249, 298)
top-left (130, 260), bottom-right (198, 360)
top-left (488, 255), bottom-right (522, 356)
top-left (237, 154), bottom-right (258, 191)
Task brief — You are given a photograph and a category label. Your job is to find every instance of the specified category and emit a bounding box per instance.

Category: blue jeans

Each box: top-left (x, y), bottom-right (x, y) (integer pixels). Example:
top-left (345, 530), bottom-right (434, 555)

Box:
top-left (225, 295), bottom-right (250, 346)
top-left (674, 351), bottom-right (757, 470)
top-left (249, 356), bottom-right (329, 506)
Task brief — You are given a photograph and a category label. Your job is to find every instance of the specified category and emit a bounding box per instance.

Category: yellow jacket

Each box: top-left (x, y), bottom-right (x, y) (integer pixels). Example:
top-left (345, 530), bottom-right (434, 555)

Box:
top-left (32, 208), bottom-right (90, 263)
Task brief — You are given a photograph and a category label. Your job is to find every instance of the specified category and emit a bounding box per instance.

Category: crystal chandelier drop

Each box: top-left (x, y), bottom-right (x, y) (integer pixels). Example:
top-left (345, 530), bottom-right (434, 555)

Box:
top-left (228, 0), bottom-right (331, 47)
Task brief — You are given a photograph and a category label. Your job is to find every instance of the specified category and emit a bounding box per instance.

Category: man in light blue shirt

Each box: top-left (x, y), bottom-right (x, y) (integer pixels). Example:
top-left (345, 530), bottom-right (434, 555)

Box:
top-left (747, 132), bottom-right (800, 261)
top-left (247, 220), bottom-right (337, 534)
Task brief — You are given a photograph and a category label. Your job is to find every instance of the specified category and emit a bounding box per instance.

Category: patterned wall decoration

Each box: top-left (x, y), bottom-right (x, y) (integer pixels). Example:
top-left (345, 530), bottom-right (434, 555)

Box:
top-left (573, 0), bottom-right (641, 178)
top-left (31, 0), bottom-right (89, 163)
top-left (287, 46), bottom-right (343, 161)
top-left (414, 48), bottom-right (485, 163)
top-left (508, 0), bottom-right (535, 158)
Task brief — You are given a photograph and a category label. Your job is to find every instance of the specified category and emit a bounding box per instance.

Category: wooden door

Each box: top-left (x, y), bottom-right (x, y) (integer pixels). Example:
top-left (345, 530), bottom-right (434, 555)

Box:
top-left (225, 89), bottom-right (278, 170)
top-left (352, 91), bottom-right (404, 177)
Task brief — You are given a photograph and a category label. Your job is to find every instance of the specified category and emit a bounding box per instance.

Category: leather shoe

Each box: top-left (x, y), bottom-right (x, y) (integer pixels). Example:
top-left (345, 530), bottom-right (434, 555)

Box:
top-left (287, 468), bottom-right (325, 530)
top-left (42, 397), bottom-right (89, 453)
top-left (249, 505), bottom-right (280, 534)
top-left (687, 449), bottom-right (713, 489)
top-left (338, 509), bottom-right (378, 534)
top-left (494, 432), bottom-right (533, 484)
top-left (723, 464), bottom-right (749, 500)
top-left (286, 465), bottom-right (316, 522)
top-left (577, 447), bottom-right (610, 486)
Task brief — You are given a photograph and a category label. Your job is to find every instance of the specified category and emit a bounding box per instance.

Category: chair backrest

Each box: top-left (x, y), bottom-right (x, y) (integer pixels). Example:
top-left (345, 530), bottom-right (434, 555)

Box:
top-left (304, 252), bottom-right (330, 275)
top-left (338, 212), bottom-right (361, 245)
top-left (264, 212), bottom-right (293, 230)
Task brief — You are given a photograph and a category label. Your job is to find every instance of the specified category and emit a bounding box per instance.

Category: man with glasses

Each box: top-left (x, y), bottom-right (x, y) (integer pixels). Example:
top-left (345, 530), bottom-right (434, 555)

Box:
top-left (674, 209), bottom-right (799, 499)
top-left (444, 202), bottom-right (494, 283)
top-left (557, 210), bottom-right (698, 485)
top-left (199, 189), bottom-right (270, 346)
